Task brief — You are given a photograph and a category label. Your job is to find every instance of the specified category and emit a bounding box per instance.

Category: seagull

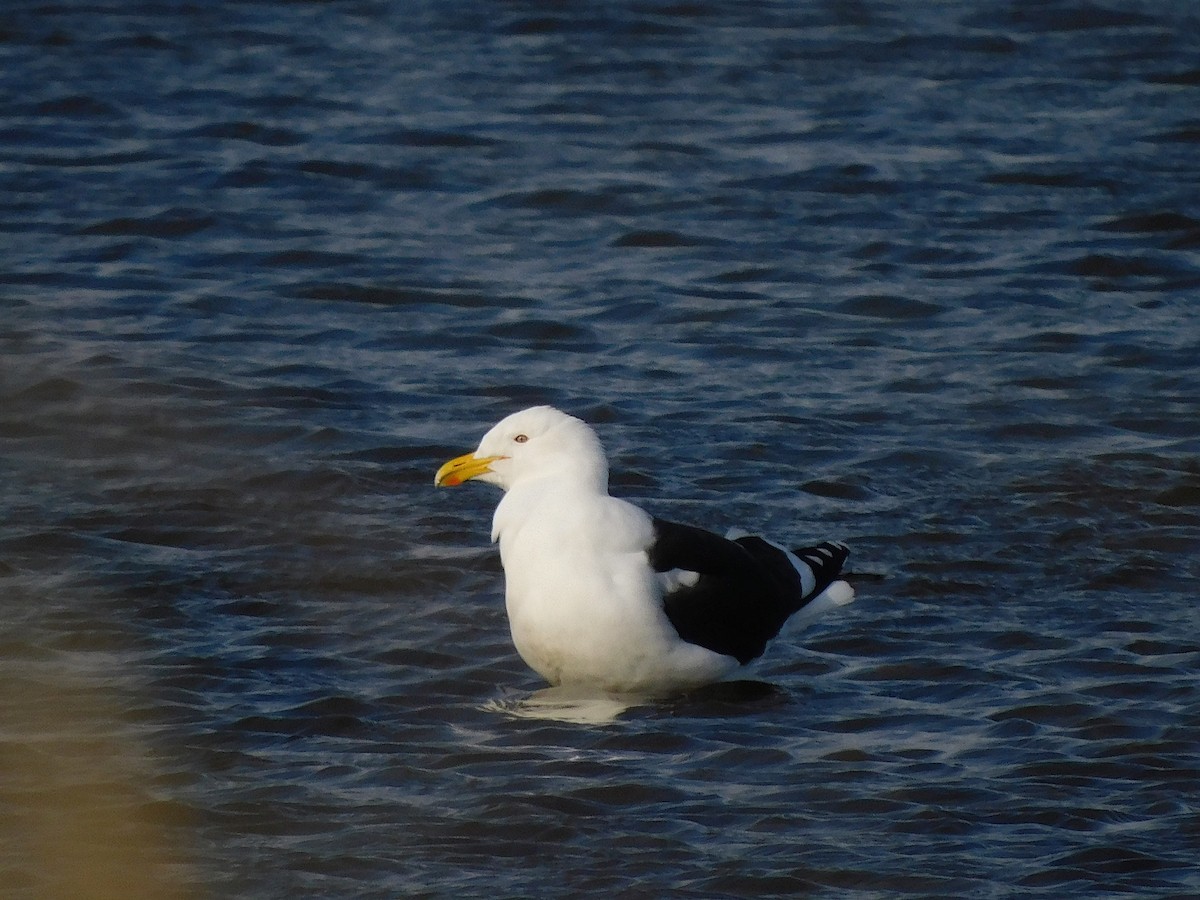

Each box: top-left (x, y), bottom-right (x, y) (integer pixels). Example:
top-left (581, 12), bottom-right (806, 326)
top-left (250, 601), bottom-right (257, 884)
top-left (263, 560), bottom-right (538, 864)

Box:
top-left (434, 406), bottom-right (854, 694)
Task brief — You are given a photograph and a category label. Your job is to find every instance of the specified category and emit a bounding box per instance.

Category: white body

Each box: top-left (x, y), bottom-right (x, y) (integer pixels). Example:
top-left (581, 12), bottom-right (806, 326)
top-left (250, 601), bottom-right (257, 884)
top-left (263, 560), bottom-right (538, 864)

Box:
top-left (493, 474), bottom-right (737, 693)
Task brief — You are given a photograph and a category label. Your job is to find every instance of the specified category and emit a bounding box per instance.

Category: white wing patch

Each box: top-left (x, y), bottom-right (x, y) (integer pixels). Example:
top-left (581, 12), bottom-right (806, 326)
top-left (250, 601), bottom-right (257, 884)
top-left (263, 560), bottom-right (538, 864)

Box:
top-left (658, 568), bottom-right (701, 594)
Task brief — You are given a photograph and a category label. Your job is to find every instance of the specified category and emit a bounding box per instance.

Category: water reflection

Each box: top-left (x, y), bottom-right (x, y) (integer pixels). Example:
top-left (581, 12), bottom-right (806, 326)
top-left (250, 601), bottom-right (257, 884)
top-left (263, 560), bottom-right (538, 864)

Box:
top-left (483, 685), bottom-right (641, 725)
top-left (484, 679), bottom-right (794, 725)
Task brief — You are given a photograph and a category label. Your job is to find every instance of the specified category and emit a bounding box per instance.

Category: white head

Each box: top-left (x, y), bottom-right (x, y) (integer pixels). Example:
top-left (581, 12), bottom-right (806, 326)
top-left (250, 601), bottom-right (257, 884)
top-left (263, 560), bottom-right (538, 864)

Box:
top-left (434, 406), bottom-right (609, 492)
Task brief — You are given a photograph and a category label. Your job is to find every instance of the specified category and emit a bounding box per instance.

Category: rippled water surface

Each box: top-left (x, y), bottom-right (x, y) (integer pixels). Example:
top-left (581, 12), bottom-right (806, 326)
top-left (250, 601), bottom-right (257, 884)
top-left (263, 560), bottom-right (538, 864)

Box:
top-left (3, 1), bottom-right (1199, 897)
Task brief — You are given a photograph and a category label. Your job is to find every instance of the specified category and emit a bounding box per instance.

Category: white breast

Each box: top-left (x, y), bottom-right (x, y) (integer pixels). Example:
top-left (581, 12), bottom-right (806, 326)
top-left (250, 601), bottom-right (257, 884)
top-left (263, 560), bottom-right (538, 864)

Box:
top-left (493, 483), bottom-right (733, 692)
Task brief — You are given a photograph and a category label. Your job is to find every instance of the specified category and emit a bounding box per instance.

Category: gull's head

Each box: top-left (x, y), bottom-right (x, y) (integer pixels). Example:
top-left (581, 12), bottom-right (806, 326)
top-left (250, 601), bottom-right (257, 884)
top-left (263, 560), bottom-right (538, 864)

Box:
top-left (434, 406), bottom-right (608, 492)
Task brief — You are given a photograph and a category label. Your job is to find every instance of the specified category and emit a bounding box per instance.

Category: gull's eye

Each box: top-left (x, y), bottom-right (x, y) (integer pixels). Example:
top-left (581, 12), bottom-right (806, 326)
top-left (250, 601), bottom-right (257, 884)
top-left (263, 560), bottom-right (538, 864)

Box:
top-left (514, 434), bottom-right (528, 443)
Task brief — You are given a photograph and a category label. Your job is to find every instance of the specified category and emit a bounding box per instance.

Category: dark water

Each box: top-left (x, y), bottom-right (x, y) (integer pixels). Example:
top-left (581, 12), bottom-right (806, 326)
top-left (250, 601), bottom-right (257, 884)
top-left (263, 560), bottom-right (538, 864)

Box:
top-left (3, 1), bottom-right (1199, 896)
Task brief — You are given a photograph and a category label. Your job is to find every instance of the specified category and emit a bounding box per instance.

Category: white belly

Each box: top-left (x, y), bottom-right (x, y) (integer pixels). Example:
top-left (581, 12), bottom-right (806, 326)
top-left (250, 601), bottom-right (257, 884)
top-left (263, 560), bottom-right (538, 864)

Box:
top-left (492, 484), bottom-right (736, 693)
top-left (502, 547), bottom-right (734, 692)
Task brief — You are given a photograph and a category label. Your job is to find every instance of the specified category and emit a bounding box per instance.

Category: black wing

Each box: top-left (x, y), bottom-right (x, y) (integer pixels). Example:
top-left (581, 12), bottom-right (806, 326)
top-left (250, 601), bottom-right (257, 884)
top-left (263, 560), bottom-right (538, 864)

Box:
top-left (648, 518), bottom-right (848, 665)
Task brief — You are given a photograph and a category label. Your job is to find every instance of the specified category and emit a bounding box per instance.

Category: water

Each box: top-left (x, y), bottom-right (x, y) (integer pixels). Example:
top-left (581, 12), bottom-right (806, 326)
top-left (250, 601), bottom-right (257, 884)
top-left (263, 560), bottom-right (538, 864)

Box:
top-left (2, 1), bottom-right (1199, 896)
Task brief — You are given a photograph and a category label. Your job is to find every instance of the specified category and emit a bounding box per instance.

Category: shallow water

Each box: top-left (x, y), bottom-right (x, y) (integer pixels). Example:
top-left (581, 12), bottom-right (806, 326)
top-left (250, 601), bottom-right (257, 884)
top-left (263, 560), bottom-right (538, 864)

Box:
top-left (2, 1), bottom-right (1199, 897)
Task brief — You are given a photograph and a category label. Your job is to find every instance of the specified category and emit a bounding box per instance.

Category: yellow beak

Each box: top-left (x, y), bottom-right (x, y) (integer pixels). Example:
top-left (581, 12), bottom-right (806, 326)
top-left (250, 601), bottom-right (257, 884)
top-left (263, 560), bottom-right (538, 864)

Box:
top-left (434, 452), bottom-right (503, 487)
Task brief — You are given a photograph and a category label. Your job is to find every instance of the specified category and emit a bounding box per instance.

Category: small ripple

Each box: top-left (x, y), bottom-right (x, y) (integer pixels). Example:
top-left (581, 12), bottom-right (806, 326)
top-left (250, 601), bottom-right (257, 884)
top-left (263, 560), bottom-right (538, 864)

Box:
top-left (835, 294), bottom-right (944, 320)
top-left (964, 5), bottom-right (1157, 32)
top-left (1095, 211), bottom-right (1200, 233)
top-left (76, 208), bottom-right (217, 238)
top-left (1022, 846), bottom-right (1180, 887)
top-left (495, 187), bottom-right (648, 216)
top-left (984, 170), bottom-right (1111, 190)
top-left (1147, 68), bottom-right (1200, 86)
top-left (296, 158), bottom-right (434, 189)
top-left (1059, 253), bottom-right (1191, 280)
top-left (989, 702), bottom-right (1094, 728)
top-left (295, 282), bottom-right (505, 308)
top-left (19, 148), bottom-right (158, 167)
top-left (187, 121), bottom-right (304, 146)
top-left (800, 477), bottom-right (873, 501)
top-left (371, 127), bottom-right (505, 149)
top-left (27, 93), bottom-right (123, 118)
top-left (612, 229), bottom-right (713, 248)
top-left (485, 319), bottom-right (599, 351)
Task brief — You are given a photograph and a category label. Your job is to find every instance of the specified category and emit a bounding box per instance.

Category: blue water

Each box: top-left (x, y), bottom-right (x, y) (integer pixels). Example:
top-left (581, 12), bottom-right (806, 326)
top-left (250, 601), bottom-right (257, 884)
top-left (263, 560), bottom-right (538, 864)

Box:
top-left (2, 1), bottom-right (1199, 896)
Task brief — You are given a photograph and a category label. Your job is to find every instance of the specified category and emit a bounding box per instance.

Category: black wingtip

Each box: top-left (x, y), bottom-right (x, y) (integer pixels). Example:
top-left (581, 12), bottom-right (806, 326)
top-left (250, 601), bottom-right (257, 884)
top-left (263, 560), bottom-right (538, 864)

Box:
top-left (792, 540), bottom-right (850, 572)
top-left (791, 540), bottom-right (850, 601)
